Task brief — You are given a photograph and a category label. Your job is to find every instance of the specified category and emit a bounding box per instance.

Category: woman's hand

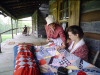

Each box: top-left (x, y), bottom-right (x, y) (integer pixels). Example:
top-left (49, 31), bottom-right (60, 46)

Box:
top-left (55, 42), bottom-right (66, 50)
top-left (55, 46), bottom-right (61, 50)
top-left (60, 42), bottom-right (66, 49)
top-left (46, 38), bottom-right (50, 42)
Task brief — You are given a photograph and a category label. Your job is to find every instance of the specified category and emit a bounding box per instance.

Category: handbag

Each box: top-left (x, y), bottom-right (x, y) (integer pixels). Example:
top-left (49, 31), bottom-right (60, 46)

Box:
top-left (57, 67), bottom-right (68, 75)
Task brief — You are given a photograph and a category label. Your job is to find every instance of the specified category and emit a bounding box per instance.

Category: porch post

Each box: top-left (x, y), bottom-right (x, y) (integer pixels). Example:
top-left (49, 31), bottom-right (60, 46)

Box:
top-left (11, 17), bottom-right (13, 38)
top-left (0, 34), bottom-right (2, 53)
top-left (17, 20), bottom-right (19, 34)
top-left (15, 20), bottom-right (17, 35)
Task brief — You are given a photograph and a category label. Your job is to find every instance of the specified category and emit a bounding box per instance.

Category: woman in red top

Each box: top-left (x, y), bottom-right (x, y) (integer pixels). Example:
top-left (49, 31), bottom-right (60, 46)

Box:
top-left (45, 15), bottom-right (66, 50)
top-left (67, 25), bottom-right (88, 61)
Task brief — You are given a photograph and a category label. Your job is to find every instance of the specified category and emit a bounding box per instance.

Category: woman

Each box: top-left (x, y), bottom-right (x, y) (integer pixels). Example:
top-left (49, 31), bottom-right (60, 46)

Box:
top-left (67, 25), bottom-right (88, 61)
top-left (45, 15), bottom-right (66, 50)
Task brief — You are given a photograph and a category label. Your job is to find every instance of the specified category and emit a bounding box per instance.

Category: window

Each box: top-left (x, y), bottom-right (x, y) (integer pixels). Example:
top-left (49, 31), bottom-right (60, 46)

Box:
top-left (59, 0), bottom-right (69, 20)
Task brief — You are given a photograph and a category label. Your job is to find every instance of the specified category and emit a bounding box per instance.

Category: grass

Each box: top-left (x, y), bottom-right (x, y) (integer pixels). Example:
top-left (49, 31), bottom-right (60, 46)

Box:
top-left (1, 34), bottom-right (12, 42)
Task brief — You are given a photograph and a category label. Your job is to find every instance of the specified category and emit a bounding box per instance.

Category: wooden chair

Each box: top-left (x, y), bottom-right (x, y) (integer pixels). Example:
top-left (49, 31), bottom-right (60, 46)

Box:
top-left (92, 50), bottom-right (100, 65)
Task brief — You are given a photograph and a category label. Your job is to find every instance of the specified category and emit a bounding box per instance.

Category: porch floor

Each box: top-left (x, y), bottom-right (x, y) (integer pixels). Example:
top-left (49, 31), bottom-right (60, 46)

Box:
top-left (0, 33), bottom-right (46, 75)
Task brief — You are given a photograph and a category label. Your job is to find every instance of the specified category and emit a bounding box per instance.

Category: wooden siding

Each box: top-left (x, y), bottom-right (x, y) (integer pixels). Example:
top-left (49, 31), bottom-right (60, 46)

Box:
top-left (32, 10), bottom-right (38, 37)
top-left (38, 10), bottom-right (49, 38)
top-left (80, 0), bottom-right (100, 68)
top-left (32, 4), bottom-right (49, 38)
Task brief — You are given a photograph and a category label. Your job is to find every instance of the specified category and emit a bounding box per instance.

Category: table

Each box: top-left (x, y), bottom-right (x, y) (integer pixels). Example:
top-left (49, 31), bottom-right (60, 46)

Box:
top-left (35, 43), bottom-right (100, 75)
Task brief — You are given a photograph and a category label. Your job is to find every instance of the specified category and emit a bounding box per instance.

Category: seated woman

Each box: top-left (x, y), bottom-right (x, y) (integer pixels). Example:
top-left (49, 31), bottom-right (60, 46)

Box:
top-left (22, 25), bottom-right (27, 35)
top-left (67, 25), bottom-right (88, 62)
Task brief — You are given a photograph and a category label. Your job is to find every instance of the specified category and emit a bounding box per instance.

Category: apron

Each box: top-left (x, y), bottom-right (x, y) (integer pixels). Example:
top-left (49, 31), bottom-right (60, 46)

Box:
top-left (50, 37), bottom-right (63, 46)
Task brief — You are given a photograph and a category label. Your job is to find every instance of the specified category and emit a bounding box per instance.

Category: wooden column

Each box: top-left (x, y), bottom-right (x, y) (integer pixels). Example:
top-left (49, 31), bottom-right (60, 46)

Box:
top-left (0, 34), bottom-right (2, 53)
top-left (17, 20), bottom-right (19, 33)
top-left (16, 20), bottom-right (18, 35)
top-left (15, 20), bottom-right (17, 35)
top-left (11, 17), bottom-right (13, 38)
top-left (68, 0), bottom-right (80, 26)
top-left (32, 18), bottom-right (33, 34)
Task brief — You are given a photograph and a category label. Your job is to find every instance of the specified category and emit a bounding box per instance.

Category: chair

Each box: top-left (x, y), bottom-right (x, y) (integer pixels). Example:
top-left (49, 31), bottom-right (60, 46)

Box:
top-left (92, 50), bottom-right (100, 65)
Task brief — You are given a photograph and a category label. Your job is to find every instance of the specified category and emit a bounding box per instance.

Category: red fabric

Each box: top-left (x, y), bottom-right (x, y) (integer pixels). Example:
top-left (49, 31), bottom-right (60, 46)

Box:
top-left (68, 40), bottom-right (88, 62)
top-left (40, 59), bottom-right (47, 65)
top-left (49, 43), bottom-right (55, 46)
top-left (77, 71), bottom-right (86, 75)
top-left (45, 24), bottom-right (66, 42)
top-left (14, 44), bottom-right (40, 75)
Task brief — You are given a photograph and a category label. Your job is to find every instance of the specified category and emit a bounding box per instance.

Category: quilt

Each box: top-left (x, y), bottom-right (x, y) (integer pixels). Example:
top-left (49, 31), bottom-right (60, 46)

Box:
top-left (13, 43), bottom-right (100, 75)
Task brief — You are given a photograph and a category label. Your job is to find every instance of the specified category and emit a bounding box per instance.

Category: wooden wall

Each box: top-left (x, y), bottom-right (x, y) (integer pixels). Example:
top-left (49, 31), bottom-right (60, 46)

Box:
top-left (32, 4), bottom-right (49, 38)
top-left (38, 10), bottom-right (49, 38)
top-left (49, 0), bottom-right (100, 68)
top-left (49, 1), bottom-right (58, 23)
top-left (32, 10), bottom-right (38, 37)
top-left (80, 0), bottom-right (100, 39)
top-left (49, 0), bottom-right (80, 27)
top-left (80, 0), bottom-right (100, 68)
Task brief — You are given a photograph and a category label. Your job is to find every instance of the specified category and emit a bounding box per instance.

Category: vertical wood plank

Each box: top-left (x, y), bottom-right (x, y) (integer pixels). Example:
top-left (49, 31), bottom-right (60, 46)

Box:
top-left (68, 0), bottom-right (80, 26)
top-left (49, 1), bottom-right (58, 23)
top-left (57, 0), bottom-right (63, 23)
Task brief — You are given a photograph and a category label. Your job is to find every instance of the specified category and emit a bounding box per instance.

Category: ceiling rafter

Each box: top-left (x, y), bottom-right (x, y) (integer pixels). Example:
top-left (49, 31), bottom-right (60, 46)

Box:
top-left (8, 4), bottom-right (39, 9)
top-left (2, 1), bottom-right (41, 6)
top-left (11, 9), bottom-right (35, 14)
top-left (0, 0), bottom-right (40, 4)
top-left (10, 7), bottom-right (36, 12)
top-left (0, 0), bottom-right (49, 19)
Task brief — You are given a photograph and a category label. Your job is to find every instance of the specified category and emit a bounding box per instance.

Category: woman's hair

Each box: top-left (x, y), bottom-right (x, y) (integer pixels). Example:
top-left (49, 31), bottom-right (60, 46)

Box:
top-left (67, 25), bottom-right (84, 39)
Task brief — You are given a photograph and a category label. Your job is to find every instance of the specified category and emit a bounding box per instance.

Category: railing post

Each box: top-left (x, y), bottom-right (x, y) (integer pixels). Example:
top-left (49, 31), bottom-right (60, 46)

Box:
top-left (0, 34), bottom-right (2, 53)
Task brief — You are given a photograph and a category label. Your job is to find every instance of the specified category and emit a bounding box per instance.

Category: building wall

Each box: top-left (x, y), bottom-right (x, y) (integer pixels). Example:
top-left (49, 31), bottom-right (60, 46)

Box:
top-left (32, 4), bottom-right (49, 38)
top-left (38, 10), bottom-right (49, 38)
top-left (49, 0), bottom-right (80, 29)
top-left (80, 0), bottom-right (100, 68)
top-left (32, 10), bottom-right (38, 37)
top-left (49, 0), bottom-right (100, 68)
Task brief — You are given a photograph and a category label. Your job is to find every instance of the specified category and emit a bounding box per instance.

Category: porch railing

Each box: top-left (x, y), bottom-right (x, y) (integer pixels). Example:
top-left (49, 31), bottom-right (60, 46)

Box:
top-left (0, 27), bottom-right (30, 53)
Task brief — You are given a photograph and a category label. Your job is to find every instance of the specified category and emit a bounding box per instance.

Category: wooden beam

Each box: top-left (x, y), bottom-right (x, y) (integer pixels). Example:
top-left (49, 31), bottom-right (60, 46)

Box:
top-left (10, 7), bottom-right (36, 12)
top-left (18, 20), bottom-right (32, 21)
top-left (15, 14), bottom-right (32, 19)
top-left (9, 4), bottom-right (39, 9)
top-left (2, 1), bottom-right (41, 4)
top-left (81, 10), bottom-right (100, 22)
top-left (0, 5), bottom-right (16, 19)
top-left (5, 1), bottom-right (41, 7)
top-left (84, 32), bottom-right (100, 40)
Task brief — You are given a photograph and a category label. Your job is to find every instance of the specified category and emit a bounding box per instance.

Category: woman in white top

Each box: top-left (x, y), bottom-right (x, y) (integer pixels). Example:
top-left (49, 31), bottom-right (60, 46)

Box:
top-left (67, 25), bottom-right (88, 61)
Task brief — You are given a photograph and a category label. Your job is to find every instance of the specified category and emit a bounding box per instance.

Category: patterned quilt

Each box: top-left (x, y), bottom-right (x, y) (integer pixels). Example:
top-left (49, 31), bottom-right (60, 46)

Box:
top-left (14, 43), bottom-right (100, 75)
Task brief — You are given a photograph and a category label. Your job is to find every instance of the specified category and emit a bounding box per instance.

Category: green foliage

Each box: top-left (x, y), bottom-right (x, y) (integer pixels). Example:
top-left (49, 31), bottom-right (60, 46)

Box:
top-left (1, 34), bottom-right (12, 42)
top-left (0, 15), bottom-right (11, 33)
top-left (0, 15), bottom-right (32, 34)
